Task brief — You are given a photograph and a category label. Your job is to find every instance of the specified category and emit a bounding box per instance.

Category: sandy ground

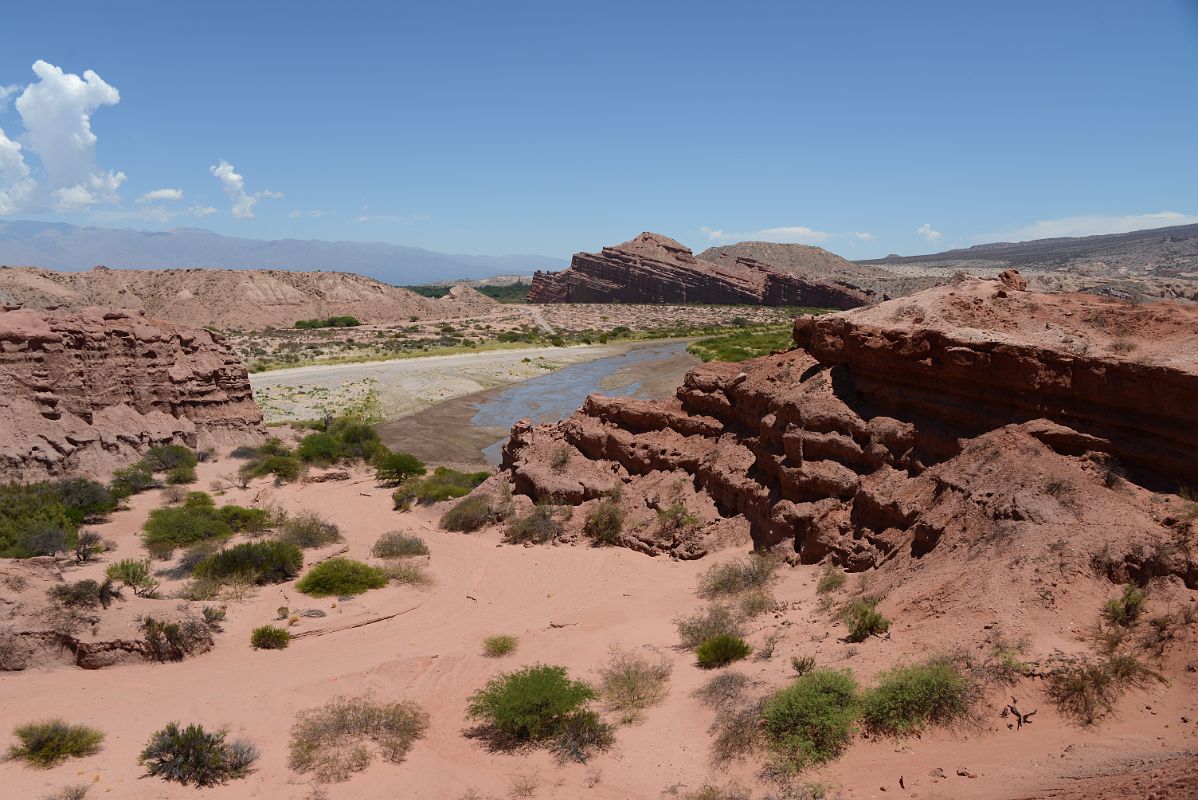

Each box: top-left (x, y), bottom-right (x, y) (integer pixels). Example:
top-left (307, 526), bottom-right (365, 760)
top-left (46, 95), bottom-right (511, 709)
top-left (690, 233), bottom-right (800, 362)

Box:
top-left (2, 456), bottom-right (1195, 800)
top-left (250, 342), bottom-right (651, 423)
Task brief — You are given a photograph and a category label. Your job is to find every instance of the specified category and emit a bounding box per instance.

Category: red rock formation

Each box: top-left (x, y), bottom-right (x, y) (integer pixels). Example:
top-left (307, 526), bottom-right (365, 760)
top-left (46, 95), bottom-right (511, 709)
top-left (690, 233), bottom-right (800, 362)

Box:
top-left (500, 277), bottom-right (1198, 581)
top-left (527, 232), bottom-right (872, 309)
top-left (0, 306), bottom-right (263, 481)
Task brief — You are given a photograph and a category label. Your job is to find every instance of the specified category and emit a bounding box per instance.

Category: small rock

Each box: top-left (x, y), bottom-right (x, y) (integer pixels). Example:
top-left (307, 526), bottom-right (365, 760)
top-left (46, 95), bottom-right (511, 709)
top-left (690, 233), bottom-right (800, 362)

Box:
top-left (957, 768), bottom-right (977, 778)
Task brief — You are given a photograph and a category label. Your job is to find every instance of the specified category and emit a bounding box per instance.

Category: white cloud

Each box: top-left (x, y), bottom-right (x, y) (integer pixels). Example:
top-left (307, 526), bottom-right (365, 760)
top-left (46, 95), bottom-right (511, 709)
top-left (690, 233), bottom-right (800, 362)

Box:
top-left (289, 209), bottom-right (333, 219)
top-left (917, 223), bottom-right (942, 243)
top-left (979, 211), bottom-right (1198, 243)
top-left (188, 204), bottom-right (217, 217)
top-left (209, 159), bottom-right (281, 219)
top-left (15, 60), bottom-right (125, 210)
top-left (0, 84), bottom-right (19, 111)
top-left (701, 225), bottom-right (874, 246)
top-left (0, 126), bottom-right (36, 214)
top-left (138, 187), bottom-right (183, 203)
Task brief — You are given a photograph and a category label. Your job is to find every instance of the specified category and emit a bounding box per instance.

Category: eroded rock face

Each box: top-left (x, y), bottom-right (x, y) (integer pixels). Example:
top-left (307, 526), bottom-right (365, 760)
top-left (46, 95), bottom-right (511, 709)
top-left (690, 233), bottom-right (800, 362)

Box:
top-left (0, 306), bottom-right (263, 481)
top-left (527, 232), bottom-right (872, 309)
top-left (501, 276), bottom-right (1198, 573)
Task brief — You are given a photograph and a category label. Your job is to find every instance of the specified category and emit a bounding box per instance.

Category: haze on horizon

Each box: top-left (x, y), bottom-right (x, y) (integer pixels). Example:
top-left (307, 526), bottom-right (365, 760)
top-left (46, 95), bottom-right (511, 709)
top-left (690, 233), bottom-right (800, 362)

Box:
top-left (1, 0), bottom-right (1196, 262)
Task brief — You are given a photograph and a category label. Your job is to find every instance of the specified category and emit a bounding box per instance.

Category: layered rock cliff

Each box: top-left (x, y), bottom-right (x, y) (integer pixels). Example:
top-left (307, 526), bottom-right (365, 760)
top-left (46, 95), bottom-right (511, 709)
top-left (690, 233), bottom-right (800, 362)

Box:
top-left (527, 232), bottom-right (872, 309)
top-left (0, 306), bottom-right (264, 481)
top-left (500, 275), bottom-right (1198, 589)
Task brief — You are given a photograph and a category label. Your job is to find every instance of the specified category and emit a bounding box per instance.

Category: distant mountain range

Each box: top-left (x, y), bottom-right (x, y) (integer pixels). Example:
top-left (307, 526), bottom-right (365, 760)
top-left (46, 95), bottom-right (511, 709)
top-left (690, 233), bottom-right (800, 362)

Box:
top-left (0, 220), bottom-right (567, 284)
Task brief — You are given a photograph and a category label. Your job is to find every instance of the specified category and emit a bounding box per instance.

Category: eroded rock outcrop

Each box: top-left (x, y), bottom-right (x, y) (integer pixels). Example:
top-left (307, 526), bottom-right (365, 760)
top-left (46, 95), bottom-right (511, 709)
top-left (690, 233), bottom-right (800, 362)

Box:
top-left (501, 276), bottom-right (1198, 574)
top-left (0, 306), bottom-right (263, 481)
top-left (527, 232), bottom-right (872, 309)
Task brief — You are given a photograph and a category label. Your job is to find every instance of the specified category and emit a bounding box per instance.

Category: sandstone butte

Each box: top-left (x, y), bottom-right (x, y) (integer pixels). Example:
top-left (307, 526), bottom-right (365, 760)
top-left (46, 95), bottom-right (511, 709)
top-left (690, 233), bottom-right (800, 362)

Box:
top-left (0, 305), bottom-right (263, 482)
top-left (501, 272), bottom-right (1197, 602)
top-left (526, 231), bottom-right (874, 308)
top-left (0, 265), bottom-right (496, 330)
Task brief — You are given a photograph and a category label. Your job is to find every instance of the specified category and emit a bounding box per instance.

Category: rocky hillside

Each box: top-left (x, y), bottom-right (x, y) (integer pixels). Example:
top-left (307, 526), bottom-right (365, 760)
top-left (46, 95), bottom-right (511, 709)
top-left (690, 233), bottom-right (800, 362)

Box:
top-left (0, 266), bottom-right (497, 330)
top-left (527, 232), bottom-right (873, 308)
top-left (0, 306), bottom-right (263, 481)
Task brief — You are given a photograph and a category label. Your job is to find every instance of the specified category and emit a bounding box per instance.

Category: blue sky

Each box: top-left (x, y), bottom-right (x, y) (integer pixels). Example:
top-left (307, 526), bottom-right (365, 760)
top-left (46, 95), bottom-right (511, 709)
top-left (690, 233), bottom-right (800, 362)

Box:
top-left (1, 0), bottom-right (1196, 259)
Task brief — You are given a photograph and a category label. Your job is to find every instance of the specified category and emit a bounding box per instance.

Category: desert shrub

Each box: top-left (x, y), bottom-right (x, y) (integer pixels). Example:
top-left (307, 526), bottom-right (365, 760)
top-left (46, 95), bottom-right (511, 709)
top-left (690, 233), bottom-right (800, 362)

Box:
top-left (762, 668), bottom-right (862, 769)
top-left (194, 541), bottom-right (304, 584)
top-left (140, 616), bottom-right (210, 660)
top-left (51, 478), bottom-right (115, 523)
top-left (547, 710), bottom-right (615, 763)
top-left (296, 558), bottom-right (388, 597)
top-left (202, 605), bottom-right (226, 630)
top-left (861, 657), bottom-right (977, 736)
top-left (583, 498), bottom-right (623, 545)
top-left (295, 316), bottom-right (361, 329)
top-left (467, 664), bottom-right (596, 742)
top-left (142, 445), bottom-right (197, 473)
top-left (657, 502), bottom-right (701, 539)
top-left (142, 496), bottom-right (233, 556)
top-left (375, 452), bottom-right (426, 485)
top-left (296, 432), bottom-right (342, 465)
top-left (246, 454), bottom-right (304, 482)
top-left (483, 634), bottom-right (518, 657)
top-left (737, 588), bottom-right (776, 618)
top-left (166, 464), bottom-right (197, 485)
top-left (1103, 583), bottom-right (1147, 627)
top-left (259, 437), bottom-right (292, 457)
top-left (139, 722), bottom-right (258, 786)
top-left (683, 783), bottom-right (753, 800)
top-left (504, 505), bottom-right (563, 544)
top-left (109, 463), bottom-right (158, 498)
top-left (792, 655), bottom-right (817, 676)
top-left (696, 635), bottom-right (752, 668)
top-left (41, 785), bottom-right (91, 800)
top-left (73, 530), bottom-right (103, 564)
top-left (1047, 653), bottom-right (1161, 725)
top-left (698, 554), bottom-right (779, 598)
top-left (328, 418), bottom-right (384, 462)
top-left (8, 720), bottom-right (104, 767)
top-left (599, 646), bottom-right (672, 721)
top-left (394, 466), bottom-right (489, 508)
top-left (694, 671), bottom-right (750, 708)
top-left (288, 695), bottom-right (429, 782)
top-left (372, 531), bottom-right (429, 558)
top-left (250, 625), bottom-right (291, 649)
top-left (105, 559), bottom-right (159, 597)
top-left (229, 444), bottom-right (259, 459)
top-left (843, 598), bottom-right (890, 642)
top-left (278, 511), bottom-right (343, 548)
top-left (0, 482), bottom-right (76, 557)
top-left (440, 494), bottom-right (498, 532)
top-left (47, 579), bottom-right (121, 609)
top-left (676, 605), bottom-right (743, 649)
top-left (383, 561), bottom-right (433, 587)
top-left (710, 697), bottom-right (767, 766)
top-left (217, 504), bottom-right (271, 533)
top-left (816, 563), bottom-right (846, 594)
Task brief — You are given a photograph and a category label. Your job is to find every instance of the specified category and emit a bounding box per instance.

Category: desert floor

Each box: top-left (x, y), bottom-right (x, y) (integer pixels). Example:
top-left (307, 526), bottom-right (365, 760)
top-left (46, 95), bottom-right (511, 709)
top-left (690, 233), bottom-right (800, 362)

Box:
top-left (2, 454), bottom-right (1195, 800)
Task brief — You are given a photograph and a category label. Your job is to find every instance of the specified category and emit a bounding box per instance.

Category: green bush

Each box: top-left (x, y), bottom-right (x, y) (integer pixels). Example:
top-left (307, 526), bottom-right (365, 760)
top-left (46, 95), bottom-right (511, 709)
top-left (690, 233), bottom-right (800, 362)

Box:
top-left (142, 500), bottom-right (233, 556)
top-left (675, 605), bottom-right (743, 650)
top-left (8, 720), bottom-right (104, 767)
top-left (483, 634), bottom-right (518, 657)
top-left (1103, 583), bottom-right (1147, 627)
top-left (504, 505), bottom-right (563, 544)
top-left (166, 464), bottom-right (197, 485)
top-left (142, 445), bottom-right (197, 472)
top-left (139, 722), bottom-right (258, 786)
top-left (696, 635), bottom-right (752, 668)
top-left (697, 555), bottom-right (779, 598)
top-left (375, 452), bottom-right (426, 485)
top-left (105, 559), bottom-right (158, 597)
top-left (467, 664), bottom-right (596, 742)
top-left (843, 598), bottom-right (890, 642)
top-left (139, 616), bottom-right (210, 660)
top-left (296, 432), bottom-right (342, 464)
top-left (250, 625), bottom-right (291, 649)
top-left (47, 579), bottom-right (121, 609)
top-left (861, 658), bottom-right (976, 736)
top-left (394, 466), bottom-right (489, 508)
top-left (296, 558), bottom-right (388, 597)
top-left (217, 504), bottom-right (271, 533)
top-left (440, 494), bottom-right (497, 532)
top-left (328, 418), bottom-right (384, 462)
top-left (816, 564), bottom-right (846, 594)
top-left (583, 498), bottom-right (623, 545)
top-left (240, 454), bottom-right (303, 482)
top-left (288, 695), bottom-right (429, 783)
top-left (295, 316), bottom-right (361, 329)
top-left (657, 502), bottom-right (701, 539)
top-left (50, 478), bottom-right (115, 523)
top-left (111, 464), bottom-right (158, 500)
top-left (278, 511), bottom-right (342, 548)
top-left (194, 541), bottom-right (304, 584)
top-left (1046, 653), bottom-right (1161, 725)
top-left (0, 482), bottom-right (77, 557)
top-left (371, 531), bottom-right (429, 558)
top-left (762, 668), bottom-right (862, 769)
